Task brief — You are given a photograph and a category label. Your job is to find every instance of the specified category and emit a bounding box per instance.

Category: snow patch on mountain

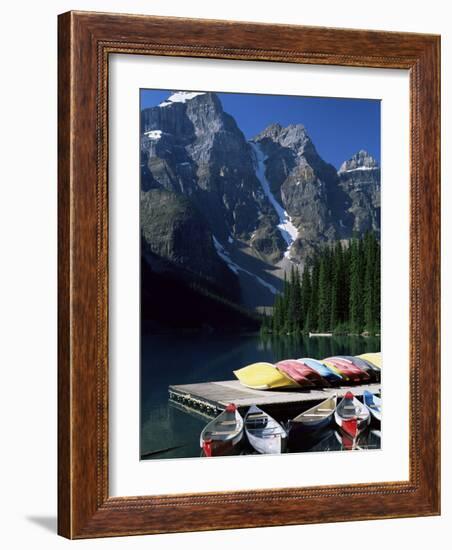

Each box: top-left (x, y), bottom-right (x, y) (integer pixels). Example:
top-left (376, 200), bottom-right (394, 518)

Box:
top-left (159, 91), bottom-right (206, 107)
top-left (341, 166), bottom-right (378, 173)
top-left (212, 236), bottom-right (278, 294)
top-left (143, 130), bottom-right (162, 140)
top-left (250, 142), bottom-right (298, 259)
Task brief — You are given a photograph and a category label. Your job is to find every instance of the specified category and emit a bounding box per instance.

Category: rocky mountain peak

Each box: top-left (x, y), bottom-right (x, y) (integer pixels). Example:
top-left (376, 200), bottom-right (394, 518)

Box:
top-left (338, 150), bottom-right (379, 173)
top-left (253, 123), bottom-right (283, 141)
top-left (254, 122), bottom-right (311, 152)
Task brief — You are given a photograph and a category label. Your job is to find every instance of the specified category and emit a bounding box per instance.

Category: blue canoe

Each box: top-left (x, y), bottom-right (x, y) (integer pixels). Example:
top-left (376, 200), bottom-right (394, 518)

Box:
top-left (363, 390), bottom-right (382, 424)
top-left (299, 357), bottom-right (343, 385)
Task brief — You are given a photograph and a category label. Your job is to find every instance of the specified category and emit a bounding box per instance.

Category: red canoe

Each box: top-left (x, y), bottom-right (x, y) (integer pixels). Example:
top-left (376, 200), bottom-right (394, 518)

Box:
top-left (275, 359), bottom-right (325, 387)
top-left (323, 356), bottom-right (370, 384)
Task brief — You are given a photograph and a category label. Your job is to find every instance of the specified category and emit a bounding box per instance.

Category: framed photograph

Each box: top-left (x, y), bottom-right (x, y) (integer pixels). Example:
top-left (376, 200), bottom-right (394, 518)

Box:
top-left (58, 11), bottom-right (440, 538)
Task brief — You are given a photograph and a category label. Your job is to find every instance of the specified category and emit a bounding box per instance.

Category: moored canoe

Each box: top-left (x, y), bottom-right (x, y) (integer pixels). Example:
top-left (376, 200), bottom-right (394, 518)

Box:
top-left (289, 394), bottom-right (337, 436)
top-left (244, 405), bottom-right (288, 454)
top-left (200, 403), bottom-right (244, 457)
top-left (362, 390), bottom-right (382, 424)
top-left (334, 391), bottom-right (370, 439)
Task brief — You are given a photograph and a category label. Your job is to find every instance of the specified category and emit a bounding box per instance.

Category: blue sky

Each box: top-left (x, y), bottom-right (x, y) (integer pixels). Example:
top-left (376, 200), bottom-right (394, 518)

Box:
top-left (140, 89), bottom-right (380, 169)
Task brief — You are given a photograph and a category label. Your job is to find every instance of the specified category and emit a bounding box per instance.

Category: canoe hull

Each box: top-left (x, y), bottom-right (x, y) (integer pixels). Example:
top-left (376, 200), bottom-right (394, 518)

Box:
top-left (324, 357), bottom-right (370, 384)
top-left (289, 413), bottom-right (334, 437)
top-left (200, 406), bottom-right (244, 457)
top-left (334, 394), bottom-right (371, 439)
top-left (201, 431), bottom-right (243, 457)
top-left (246, 429), bottom-right (287, 454)
top-left (276, 359), bottom-right (325, 388)
top-left (363, 391), bottom-right (382, 425)
top-left (244, 405), bottom-right (288, 455)
top-left (234, 362), bottom-right (299, 390)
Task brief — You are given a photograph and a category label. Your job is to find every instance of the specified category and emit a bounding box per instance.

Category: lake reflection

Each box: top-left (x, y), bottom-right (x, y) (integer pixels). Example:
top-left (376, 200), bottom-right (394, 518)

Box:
top-left (141, 332), bottom-right (380, 459)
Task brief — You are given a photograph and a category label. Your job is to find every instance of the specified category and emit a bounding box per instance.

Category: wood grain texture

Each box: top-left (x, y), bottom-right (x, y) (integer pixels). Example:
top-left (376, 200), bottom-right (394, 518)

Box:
top-left (57, 10), bottom-right (440, 539)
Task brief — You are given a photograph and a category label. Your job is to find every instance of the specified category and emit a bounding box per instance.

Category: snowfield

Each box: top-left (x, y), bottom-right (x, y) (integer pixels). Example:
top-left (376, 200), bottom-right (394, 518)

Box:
top-left (212, 236), bottom-right (278, 295)
top-left (159, 91), bottom-right (206, 107)
top-left (341, 166), bottom-right (378, 173)
top-left (143, 130), bottom-right (162, 141)
top-left (250, 142), bottom-right (298, 259)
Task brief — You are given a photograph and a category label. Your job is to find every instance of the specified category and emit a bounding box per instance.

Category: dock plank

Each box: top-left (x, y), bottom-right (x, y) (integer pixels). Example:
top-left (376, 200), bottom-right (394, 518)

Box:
top-left (169, 380), bottom-right (381, 413)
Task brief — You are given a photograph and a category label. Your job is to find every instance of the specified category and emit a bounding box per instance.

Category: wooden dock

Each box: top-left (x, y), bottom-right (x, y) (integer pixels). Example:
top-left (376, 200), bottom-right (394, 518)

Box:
top-left (168, 380), bottom-right (381, 417)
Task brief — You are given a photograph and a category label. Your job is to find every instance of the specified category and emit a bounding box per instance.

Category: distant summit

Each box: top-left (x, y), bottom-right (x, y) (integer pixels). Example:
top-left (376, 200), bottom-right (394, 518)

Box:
top-left (339, 150), bottom-right (379, 173)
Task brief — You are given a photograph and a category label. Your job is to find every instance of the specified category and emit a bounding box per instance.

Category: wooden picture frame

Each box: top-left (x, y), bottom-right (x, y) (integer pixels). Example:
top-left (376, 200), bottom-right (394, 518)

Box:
top-left (58, 10), bottom-right (440, 538)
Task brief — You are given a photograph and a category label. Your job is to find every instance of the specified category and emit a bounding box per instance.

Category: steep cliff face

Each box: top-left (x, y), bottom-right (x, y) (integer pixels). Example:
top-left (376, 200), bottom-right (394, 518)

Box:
top-left (140, 91), bottom-right (380, 310)
top-left (338, 150), bottom-right (381, 235)
top-left (141, 92), bottom-right (278, 244)
top-left (252, 123), bottom-right (353, 261)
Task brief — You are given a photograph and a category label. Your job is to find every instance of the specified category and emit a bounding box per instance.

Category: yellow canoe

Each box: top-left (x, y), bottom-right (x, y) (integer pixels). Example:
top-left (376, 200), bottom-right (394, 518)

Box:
top-left (358, 352), bottom-right (382, 369)
top-left (233, 362), bottom-right (299, 390)
top-left (322, 360), bottom-right (350, 381)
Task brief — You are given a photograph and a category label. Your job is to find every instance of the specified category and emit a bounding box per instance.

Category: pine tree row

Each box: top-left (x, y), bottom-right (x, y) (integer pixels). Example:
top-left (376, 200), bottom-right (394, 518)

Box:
top-left (261, 232), bottom-right (381, 335)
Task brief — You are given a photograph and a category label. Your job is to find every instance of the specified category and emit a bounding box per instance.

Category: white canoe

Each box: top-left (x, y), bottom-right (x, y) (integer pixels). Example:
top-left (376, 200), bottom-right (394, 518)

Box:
top-left (200, 403), bottom-right (244, 457)
top-left (245, 405), bottom-right (287, 454)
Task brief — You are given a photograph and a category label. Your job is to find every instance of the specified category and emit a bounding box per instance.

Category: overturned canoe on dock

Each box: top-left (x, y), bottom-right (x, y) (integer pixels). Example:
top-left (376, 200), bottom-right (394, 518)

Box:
top-left (276, 359), bottom-right (325, 387)
top-left (340, 355), bottom-right (380, 382)
top-left (299, 358), bottom-right (344, 385)
top-left (245, 405), bottom-right (288, 454)
top-left (334, 391), bottom-right (370, 439)
top-left (289, 394), bottom-right (337, 436)
top-left (200, 403), bottom-right (244, 457)
top-left (358, 352), bottom-right (382, 369)
top-left (233, 362), bottom-right (299, 390)
top-left (324, 357), bottom-right (370, 384)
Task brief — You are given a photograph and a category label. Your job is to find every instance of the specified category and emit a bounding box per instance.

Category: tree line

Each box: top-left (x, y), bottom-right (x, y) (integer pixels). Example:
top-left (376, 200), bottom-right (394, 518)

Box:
top-left (261, 232), bottom-right (380, 335)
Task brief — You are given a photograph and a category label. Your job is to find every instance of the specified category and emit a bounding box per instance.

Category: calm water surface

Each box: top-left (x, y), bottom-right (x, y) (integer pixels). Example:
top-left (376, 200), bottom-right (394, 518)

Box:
top-left (141, 332), bottom-right (381, 459)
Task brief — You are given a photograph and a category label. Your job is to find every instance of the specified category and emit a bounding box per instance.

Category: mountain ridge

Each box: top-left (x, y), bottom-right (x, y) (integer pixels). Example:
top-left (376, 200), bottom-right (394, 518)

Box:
top-left (140, 91), bottom-right (380, 310)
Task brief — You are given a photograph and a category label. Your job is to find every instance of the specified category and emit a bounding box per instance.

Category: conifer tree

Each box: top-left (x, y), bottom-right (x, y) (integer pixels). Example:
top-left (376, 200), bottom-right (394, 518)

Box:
top-left (317, 249), bottom-right (331, 331)
top-left (301, 264), bottom-right (312, 332)
top-left (262, 232), bottom-right (380, 335)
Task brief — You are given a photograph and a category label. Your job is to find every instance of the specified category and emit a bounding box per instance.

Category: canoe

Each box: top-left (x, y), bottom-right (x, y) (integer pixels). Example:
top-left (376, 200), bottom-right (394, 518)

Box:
top-left (295, 359), bottom-right (330, 386)
top-left (328, 356), bottom-right (371, 382)
top-left (299, 357), bottom-right (343, 385)
top-left (334, 391), bottom-right (370, 439)
top-left (323, 357), bottom-right (370, 383)
top-left (276, 359), bottom-right (324, 387)
top-left (358, 352), bottom-right (382, 369)
top-left (244, 405), bottom-right (288, 454)
top-left (338, 355), bottom-right (380, 382)
top-left (362, 390), bottom-right (382, 424)
top-left (233, 362), bottom-right (299, 390)
top-left (358, 357), bottom-right (382, 381)
top-left (320, 360), bottom-right (349, 382)
top-left (200, 403), bottom-right (244, 457)
top-left (289, 394), bottom-right (337, 436)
